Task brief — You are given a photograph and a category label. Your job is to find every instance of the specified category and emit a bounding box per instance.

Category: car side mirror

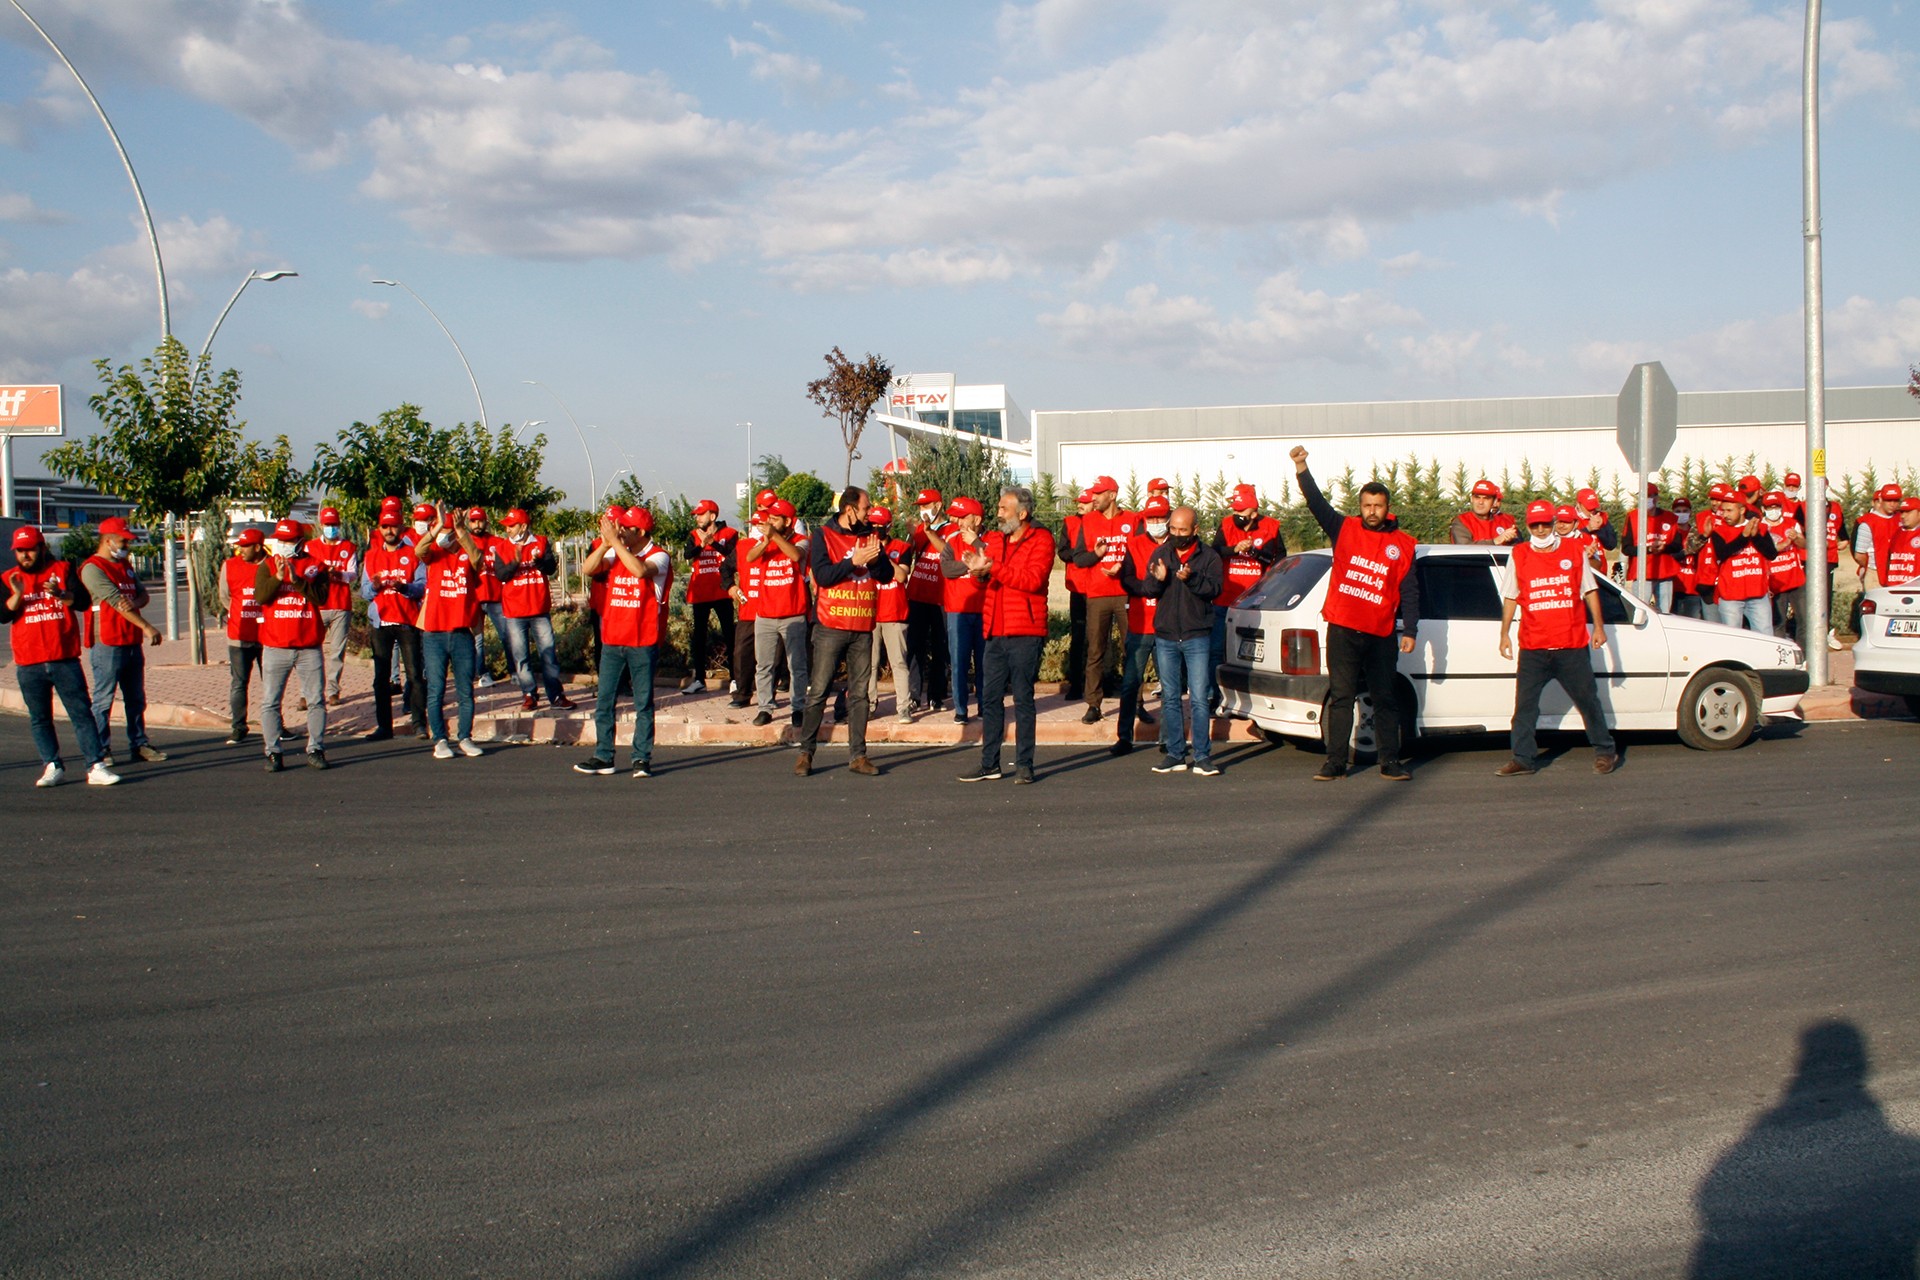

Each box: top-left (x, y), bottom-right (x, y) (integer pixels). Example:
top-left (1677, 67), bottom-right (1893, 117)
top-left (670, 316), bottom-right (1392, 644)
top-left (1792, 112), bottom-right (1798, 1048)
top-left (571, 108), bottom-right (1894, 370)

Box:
top-left (1631, 606), bottom-right (1650, 629)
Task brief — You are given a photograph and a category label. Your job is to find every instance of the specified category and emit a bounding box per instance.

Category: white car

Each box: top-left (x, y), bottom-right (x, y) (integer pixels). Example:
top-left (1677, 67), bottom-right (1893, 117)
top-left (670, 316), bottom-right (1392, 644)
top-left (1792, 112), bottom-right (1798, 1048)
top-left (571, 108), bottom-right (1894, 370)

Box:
top-left (1217, 545), bottom-right (1809, 754)
top-left (1849, 581), bottom-right (1920, 720)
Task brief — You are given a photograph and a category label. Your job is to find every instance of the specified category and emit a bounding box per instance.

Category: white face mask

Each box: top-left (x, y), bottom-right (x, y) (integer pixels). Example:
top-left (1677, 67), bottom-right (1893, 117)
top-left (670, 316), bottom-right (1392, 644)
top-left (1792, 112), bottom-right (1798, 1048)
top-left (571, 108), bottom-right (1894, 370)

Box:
top-left (108, 543), bottom-right (132, 561)
top-left (919, 506), bottom-right (937, 522)
top-left (1675, 511), bottom-right (1691, 525)
top-left (509, 528), bottom-right (529, 543)
top-left (1529, 531), bottom-right (1557, 550)
top-left (1763, 506), bottom-right (1783, 522)
top-left (437, 531), bottom-right (456, 548)
top-left (267, 539), bottom-right (294, 558)
top-left (413, 521), bottom-right (430, 537)
top-left (1145, 521), bottom-right (1169, 539)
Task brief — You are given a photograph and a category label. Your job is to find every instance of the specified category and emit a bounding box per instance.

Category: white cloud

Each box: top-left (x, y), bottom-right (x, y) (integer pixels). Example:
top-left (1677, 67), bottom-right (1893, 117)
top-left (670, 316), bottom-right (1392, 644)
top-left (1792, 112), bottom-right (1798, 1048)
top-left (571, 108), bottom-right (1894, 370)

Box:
top-left (1575, 295), bottom-right (1920, 389)
top-left (772, 246), bottom-right (1018, 291)
top-left (780, 0), bottom-right (866, 22)
top-left (0, 262), bottom-right (151, 381)
top-left (1380, 250), bottom-right (1448, 278)
top-left (0, 192), bottom-right (66, 224)
top-left (351, 298), bottom-right (391, 321)
top-left (728, 38), bottom-right (852, 102)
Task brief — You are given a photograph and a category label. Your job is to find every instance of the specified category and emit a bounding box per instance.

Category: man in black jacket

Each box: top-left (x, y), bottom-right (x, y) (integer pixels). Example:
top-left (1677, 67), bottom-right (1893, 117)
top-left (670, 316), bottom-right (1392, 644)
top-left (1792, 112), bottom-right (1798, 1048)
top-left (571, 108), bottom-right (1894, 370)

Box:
top-left (1140, 506), bottom-right (1226, 775)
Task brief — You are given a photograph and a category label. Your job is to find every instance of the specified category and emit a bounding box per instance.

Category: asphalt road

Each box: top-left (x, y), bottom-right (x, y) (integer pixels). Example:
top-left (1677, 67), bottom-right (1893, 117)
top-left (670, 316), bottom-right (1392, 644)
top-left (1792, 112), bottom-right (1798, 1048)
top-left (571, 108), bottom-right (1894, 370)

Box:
top-left (3, 713), bottom-right (1918, 1279)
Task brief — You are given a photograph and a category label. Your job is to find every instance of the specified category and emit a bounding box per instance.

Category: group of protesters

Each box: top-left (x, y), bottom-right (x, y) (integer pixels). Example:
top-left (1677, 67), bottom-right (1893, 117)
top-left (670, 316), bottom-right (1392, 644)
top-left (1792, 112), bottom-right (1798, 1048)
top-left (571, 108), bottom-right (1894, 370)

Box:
top-left (7, 456), bottom-right (1918, 789)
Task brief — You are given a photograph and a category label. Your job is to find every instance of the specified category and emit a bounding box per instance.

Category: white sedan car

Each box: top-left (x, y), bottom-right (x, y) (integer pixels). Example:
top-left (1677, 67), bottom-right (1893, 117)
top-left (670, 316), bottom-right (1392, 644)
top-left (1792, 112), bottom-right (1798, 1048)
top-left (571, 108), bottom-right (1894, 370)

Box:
top-left (1849, 581), bottom-right (1920, 719)
top-left (1217, 545), bottom-right (1809, 754)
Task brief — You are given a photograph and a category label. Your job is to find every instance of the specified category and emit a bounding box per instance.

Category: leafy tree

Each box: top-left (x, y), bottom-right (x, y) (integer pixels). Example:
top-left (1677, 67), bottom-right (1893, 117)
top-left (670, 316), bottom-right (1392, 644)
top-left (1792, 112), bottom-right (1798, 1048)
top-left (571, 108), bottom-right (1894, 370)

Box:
top-left (776, 471), bottom-right (835, 522)
top-left (235, 435), bottom-right (309, 518)
top-left (805, 346), bottom-right (893, 487)
top-left (867, 435), bottom-right (1009, 519)
top-left (756, 453), bottom-right (793, 489)
top-left (604, 473), bottom-right (651, 509)
top-left (1909, 364), bottom-right (1919, 403)
top-left (434, 421), bottom-right (560, 515)
top-left (310, 404), bottom-right (439, 531)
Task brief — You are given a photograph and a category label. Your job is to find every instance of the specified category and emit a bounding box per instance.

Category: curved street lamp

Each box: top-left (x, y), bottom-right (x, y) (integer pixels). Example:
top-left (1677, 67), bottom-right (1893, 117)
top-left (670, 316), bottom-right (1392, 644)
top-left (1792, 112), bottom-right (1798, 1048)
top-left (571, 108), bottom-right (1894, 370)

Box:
top-left (523, 380), bottom-right (596, 510)
top-left (200, 269), bottom-right (297, 369)
top-left (372, 279), bottom-right (488, 431)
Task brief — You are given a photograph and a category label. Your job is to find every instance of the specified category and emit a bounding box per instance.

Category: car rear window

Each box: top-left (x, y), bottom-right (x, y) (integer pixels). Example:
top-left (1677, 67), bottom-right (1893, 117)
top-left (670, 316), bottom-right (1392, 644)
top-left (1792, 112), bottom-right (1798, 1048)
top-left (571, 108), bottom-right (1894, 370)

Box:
top-left (1236, 553), bottom-right (1331, 613)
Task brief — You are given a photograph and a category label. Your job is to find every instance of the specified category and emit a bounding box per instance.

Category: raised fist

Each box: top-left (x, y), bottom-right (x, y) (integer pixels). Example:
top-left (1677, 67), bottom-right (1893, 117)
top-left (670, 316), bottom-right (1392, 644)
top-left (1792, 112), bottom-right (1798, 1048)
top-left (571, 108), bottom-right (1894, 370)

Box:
top-left (1289, 445), bottom-right (1309, 472)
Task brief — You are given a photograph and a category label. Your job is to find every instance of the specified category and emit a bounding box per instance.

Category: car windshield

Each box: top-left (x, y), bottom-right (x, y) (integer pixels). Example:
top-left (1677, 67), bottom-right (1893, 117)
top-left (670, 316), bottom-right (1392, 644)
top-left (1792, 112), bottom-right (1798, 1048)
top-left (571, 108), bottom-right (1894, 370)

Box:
top-left (1235, 553), bottom-right (1331, 613)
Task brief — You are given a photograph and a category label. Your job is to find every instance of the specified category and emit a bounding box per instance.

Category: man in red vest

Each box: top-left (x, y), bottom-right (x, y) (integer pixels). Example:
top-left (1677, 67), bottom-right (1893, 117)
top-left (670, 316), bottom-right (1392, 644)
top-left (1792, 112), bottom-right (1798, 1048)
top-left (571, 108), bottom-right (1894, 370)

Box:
top-left (748, 498), bottom-right (810, 728)
top-left (931, 496), bottom-right (988, 723)
top-left (728, 499), bottom-right (768, 708)
top-left (3, 526), bottom-right (118, 786)
top-left (683, 499), bottom-right (737, 694)
top-left (490, 507), bottom-right (573, 713)
top-left (223, 527), bottom-right (267, 745)
top-left (417, 504), bottom-right (491, 759)
top-left (1854, 483), bottom-right (1906, 590)
top-left (865, 505), bottom-right (914, 723)
top-left (795, 487), bottom-right (884, 777)
top-left (359, 507), bottom-right (427, 740)
top-left (904, 487), bottom-right (951, 713)
top-left (464, 507), bottom-right (510, 691)
top-left (575, 505), bottom-right (672, 777)
top-left (306, 506), bottom-right (358, 705)
top-left (1699, 489), bottom-right (1780, 632)
top-left (1067, 475), bottom-right (1134, 723)
top-left (1113, 496), bottom-right (1171, 756)
top-left (1291, 446), bottom-right (1420, 782)
top-left (1495, 500), bottom-right (1615, 777)
top-left (1450, 479), bottom-right (1519, 545)
top-left (957, 485), bottom-right (1057, 785)
top-left (1883, 497), bottom-right (1920, 586)
top-left (1058, 489), bottom-right (1094, 702)
top-left (1622, 484), bottom-right (1682, 613)
top-left (255, 519), bottom-right (332, 770)
top-left (1211, 482), bottom-right (1287, 704)
top-left (80, 515), bottom-right (164, 764)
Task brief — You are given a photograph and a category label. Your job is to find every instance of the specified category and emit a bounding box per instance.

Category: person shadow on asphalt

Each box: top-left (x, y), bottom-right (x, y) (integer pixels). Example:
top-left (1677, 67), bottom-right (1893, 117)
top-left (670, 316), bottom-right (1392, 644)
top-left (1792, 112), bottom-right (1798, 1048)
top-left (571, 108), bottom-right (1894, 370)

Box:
top-left (1689, 1019), bottom-right (1920, 1279)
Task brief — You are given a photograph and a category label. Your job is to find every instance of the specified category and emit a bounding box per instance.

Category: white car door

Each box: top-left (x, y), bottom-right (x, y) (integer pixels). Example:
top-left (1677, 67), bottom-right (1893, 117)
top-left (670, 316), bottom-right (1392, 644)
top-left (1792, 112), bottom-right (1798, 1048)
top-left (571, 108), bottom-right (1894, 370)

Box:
top-left (1405, 552), bottom-right (1511, 730)
top-left (1537, 573), bottom-right (1670, 722)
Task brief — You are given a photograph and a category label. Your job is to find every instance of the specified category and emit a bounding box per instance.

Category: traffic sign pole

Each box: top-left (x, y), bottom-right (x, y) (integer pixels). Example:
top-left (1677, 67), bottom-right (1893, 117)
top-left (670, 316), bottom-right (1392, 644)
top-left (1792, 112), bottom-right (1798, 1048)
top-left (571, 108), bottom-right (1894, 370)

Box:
top-left (1617, 362), bottom-right (1678, 610)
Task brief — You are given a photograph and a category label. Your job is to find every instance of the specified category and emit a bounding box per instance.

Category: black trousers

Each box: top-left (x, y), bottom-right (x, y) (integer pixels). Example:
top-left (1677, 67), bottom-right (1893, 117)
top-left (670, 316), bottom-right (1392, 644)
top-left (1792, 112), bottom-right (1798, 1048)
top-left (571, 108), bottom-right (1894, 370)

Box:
top-left (1324, 623), bottom-right (1403, 768)
top-left (371, 624), bottom-right (425, 733)
top-left (227, 641), bottom-right (261, 735)
top-left (1064, 592), bottom-right (1087, 698)
top-left (1510, 646), bottom-right (1614, 763)
top-left (732, 609), bottom-right (757, 701)
top-left (906, 600), bottom-right (949, 707)
top-left (980, 634), bottom-right (1044, 772)
top-left (799, 625), bottom-right (871, 756)
top-left (691, 599), bottom-right (734, 676)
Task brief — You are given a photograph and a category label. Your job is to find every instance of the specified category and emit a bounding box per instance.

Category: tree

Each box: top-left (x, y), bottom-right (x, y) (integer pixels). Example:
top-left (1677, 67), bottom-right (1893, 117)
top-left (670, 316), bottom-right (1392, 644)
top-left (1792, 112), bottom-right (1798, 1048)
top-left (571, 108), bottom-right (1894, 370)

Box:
top-left (805, 346), bottom-right (893, 487)
top-left (776, 471), bottom-right (835, 523)
top-left (433, 421), bottom-right (562, 515)
top-left (236, 435), bottom-right (309, 518)
top-left (1909, 364), bottom-right (1919, 403)
top-left (869, 436), bottom-right (1009, 520)
top-left (310, 404), bottom-right (439, 532)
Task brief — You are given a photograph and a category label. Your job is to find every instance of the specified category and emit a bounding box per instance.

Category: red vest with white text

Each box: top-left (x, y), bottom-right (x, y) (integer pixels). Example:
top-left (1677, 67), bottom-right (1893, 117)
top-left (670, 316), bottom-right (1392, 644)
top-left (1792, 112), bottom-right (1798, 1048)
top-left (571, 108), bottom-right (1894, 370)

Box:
top-left (1215, 515), bottom-right (1282, 607)
top-left (4, 562), bottom-right (81, 664)
top-left (225, 556), bottom-right (262, 643)
top-left (687, 526), bottom-right (735, 605)
top-left (600, 544), bottom-right (667, 648)
top-left (754, 537), bottom-right (809, 619)
top-left (1076, 509), bottom-right (1135, 598)
top-left (1716, 536), bottom-right (1770, 601)
top-left (1125, 535), bottom-right (1162, 636)
top-left (363, 541), bottom-right (420, 627)
top-left (85, 553), bottom-right (145, 648)
top-left (907, 523), bottom-right (951, 606)
top-left (499, 534), bottom-right (554, 619)
top-left (418, 541), bottom-right (479, 632)
top-left (1455, 510), bottom-right (1516, 544)
top-left (1885, 527), bottom-right (1920, 587)
top-left (304, 536), bottom-right (357, 611)
top-left (1320, 518), bottom-right (1416, 637)
top-left (1762, 517), bottom-right (1806, 592)
top-left (875, 539), bottom-right (910, 624)
top-left (941, 532), bottom-right (986, 615)
top-left (1511, 541), bottom-right (1590, 651)
top-left (258, 557), bottom-right (324, 649)
top-left (1860, 509), bottom-right (1901, 583)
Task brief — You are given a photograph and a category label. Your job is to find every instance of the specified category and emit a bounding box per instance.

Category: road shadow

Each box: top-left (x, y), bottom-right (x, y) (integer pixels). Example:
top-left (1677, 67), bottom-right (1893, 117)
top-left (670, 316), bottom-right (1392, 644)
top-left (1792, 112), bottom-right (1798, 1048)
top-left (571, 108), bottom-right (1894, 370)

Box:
top-left (1689, 1019), bottom-right (1920, 1279)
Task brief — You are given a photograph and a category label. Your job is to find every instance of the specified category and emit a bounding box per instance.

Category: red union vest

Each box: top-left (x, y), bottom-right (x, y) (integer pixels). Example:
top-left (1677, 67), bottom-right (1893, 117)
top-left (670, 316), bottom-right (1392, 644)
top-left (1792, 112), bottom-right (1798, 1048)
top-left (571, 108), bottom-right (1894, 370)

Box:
top-left (258, 557), bottom-right (324, 649)
top-left (875, 539), bottom-right (910, 624)
top-left (1626, 509), bottom-right (1681, 581)
top-left (499, 534), bottom-right (554, 619)
top-left (1762, 517), bottom-right (1806, 592)
top-left (1320, 518), bottom-right (1415, 637)
top-left (686, 526), bottom-right (735, 605)
top-left (1860, 509), bottom-right (1901, 583)
top-left (1077, 509), bottom-right (1135, 598)
top-left (1125, 535), bottom-right (1162, 636)
top-left (1885, 526), bottom-right (1920, 586)
top-left (734, 536), bottom-right (761, 622)
top-left (225, 556), bottom-right (262, 643)
top-left (83, 553), bottom-right (146, 648)
top-left (1455, 510), bottom-right (1517, 544)
top-left (754, 536), bottom-right (809, 619)
top-left (363, 541), bottom-right (420, 626)
top-left (4, 561), bottom-right (81, 664)
top-left (1215, 515), bottom-right (1283, 607)
top-left (304, 536), bottom-right (357, 611)
top-left (418, 541), bottom-right (479, 632)
top-left (906, 523), bottom-right (951, 606)
top-left (1825, 506), bottom-right (1843, 566)
top-left (942, 532), bottom-right (986, 614)
top-left (469, 534), bottom-right (507, 604)
top-left (1511, 542), bottom-right (1590, 651)
top-left (600, 544), bottom-right (667, 648)
top-left (1716, 534), bottom-right (1770, 601)
top-left (814, 520), bottom-right (878, 632)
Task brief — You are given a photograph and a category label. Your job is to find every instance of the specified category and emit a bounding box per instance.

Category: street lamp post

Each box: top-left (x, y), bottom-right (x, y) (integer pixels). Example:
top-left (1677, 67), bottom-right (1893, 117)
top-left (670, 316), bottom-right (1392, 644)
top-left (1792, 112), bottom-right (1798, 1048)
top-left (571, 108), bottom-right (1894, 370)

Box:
top-left (372, 279), bottom-right (488, 432)
top-left (523, 380), bottom-right (595, 510)
top-left (200, 270), bottom-right (298, 369)
top-left (738, 421), bottom-right (753, 504)
top-left (1801, 0), bottom-right (1831, 687)
top-left (512, 419), bottom-right (547, 443)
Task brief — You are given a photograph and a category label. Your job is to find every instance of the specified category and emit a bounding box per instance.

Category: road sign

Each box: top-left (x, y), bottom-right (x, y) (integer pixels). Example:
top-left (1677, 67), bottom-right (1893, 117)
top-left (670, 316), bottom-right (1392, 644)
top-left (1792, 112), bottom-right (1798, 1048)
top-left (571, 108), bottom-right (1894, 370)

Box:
top-left (1616, 362), bottom-right (1677, 472)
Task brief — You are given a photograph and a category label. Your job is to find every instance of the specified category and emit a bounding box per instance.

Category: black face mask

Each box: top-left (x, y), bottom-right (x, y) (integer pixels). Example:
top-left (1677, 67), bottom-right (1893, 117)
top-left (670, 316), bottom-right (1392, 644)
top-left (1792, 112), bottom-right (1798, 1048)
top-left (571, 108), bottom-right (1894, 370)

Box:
top-left (1169, 533), bottom-right (1198, 551)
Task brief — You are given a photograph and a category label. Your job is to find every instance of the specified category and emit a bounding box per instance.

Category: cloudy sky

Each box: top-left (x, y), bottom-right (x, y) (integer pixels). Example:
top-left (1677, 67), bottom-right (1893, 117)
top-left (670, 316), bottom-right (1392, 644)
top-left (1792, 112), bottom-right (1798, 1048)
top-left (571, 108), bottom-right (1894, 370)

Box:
top-left (2, 0), bottom-right (1915, 506)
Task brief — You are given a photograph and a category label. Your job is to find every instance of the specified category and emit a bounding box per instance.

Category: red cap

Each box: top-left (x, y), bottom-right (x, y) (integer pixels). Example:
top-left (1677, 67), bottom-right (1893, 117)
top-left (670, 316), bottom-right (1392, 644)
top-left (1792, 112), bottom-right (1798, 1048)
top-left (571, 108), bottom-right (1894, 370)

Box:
top-left (1648, 482), bottom-right (1661, 497)
top-left (97, 516), bottom-right (136, 539)
top-left (867, 506), bottom-right (892, 526)
top-left (692, 499), bottom-right (719, 516)
top-left (1784, 472), bottom-right (1802, 487)
top-left (466, 507), bottom-right (487, 522)
top-left (1902, 497), bottom-right (1920, 513)
top-left (503, 507), bottom-right (530, 526)
top-left (12, 525), bottom-right (45, 550)
top-left (1672, 497), bottom-right (1693, 512)
top-left (1090, 475), bottom-right (1119, 494)
top-left (1142, 496), bottom-right (1172, 517)
top-left (1471, 479), bottom-right (1499, 499)
top-left (617, 506), bottom-right (654, 532)
top-left (947, 496), bottom-right (984, 519)
top-left (755, 488), bottom-right (779, 508)
top-left (1575, 487), bottom-right (1601, 512)
top-left (380, 494), bottom-right (404, 510)
top-left (412, 503), bottom-right (437, 522)
top-left (765, 498), bottom-right (797, 519)
top-left (1229, 484), bottom-right (1257, 512)
top-left (1708, 482), bottom-right (1734, 503)
top-left (1554, 504), bottom-right (1578, 523)
top-left (234, 527), bottom-right (266, 547)
top-left (1524, 500), bottom-right (1556, 525)
top-left (1762, 490), bottom-right (1787, 508)
top-left (1878, 483), bottom-right (1904, 502)
top-left (318, 507), bottom-right (341, 524)
top-left (915, 488), bottom-right (941, 507)
top-left (272, 518), bottom-right (304, 541)
top-left (377, 511), bottom-right (402, 527)
top-left (1075, 490), bottom-right (1094, 504)
top-left (1147, 477), bottom-right (1170, 492)
top-left (1735, 475), bottom-right (1762, 496)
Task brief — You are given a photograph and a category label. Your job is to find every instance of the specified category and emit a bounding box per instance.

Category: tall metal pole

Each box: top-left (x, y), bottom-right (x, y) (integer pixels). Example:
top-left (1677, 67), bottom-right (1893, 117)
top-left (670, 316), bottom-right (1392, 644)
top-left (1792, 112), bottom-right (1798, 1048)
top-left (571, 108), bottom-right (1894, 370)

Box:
top-left (10, 0), bottom-right (169, 341)
top-left (524, 380), bottom-right (595, 508)
top-left (1802, 0), bottom-right (1830, 685)
top-left (200, 270), bottom-right (297, 368)
top-left (737, 421), bottom-right (753, 503)
top-left (373, 279), bottom-right (488, 432)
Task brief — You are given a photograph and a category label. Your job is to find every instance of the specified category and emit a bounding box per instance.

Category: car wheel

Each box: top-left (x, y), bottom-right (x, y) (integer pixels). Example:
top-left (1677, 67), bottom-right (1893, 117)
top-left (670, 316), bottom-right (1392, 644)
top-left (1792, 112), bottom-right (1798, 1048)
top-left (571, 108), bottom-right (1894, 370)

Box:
top-left (1677, 666), bottom-right (1760, 750)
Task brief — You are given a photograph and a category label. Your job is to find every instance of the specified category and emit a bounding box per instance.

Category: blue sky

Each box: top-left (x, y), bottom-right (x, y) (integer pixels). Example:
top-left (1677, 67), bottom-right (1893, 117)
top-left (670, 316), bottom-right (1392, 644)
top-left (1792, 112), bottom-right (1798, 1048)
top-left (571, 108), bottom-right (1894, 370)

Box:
top-left (2, 0), bottom-right (1915, 507)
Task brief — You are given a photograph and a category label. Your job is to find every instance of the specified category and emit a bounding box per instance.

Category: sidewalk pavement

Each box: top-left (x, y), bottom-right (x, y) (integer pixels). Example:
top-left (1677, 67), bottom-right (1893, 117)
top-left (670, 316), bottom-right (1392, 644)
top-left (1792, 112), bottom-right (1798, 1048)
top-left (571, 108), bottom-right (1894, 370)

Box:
top-left (0, 631), bottom-right (1904, 751)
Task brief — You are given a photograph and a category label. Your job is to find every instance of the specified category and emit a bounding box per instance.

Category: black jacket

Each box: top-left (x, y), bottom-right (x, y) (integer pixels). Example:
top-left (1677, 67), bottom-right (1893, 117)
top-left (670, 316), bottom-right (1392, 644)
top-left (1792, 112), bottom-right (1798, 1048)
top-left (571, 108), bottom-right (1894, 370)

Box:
top-left (1140, 540), bottom-right (1224, 640)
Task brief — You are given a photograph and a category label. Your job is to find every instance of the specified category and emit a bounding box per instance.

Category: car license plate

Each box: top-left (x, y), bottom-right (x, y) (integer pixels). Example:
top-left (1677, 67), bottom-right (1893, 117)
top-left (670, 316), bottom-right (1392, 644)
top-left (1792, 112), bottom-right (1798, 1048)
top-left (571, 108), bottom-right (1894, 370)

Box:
top-left (1888, 618), bottom-right (1920, 637)
top-left (1239, 637), bottom-right (1264, 662)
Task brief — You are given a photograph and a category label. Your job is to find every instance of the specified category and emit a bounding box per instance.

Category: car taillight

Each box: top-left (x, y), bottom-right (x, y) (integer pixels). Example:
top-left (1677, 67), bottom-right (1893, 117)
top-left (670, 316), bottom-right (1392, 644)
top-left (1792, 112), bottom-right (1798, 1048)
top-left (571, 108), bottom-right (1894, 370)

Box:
top-left (1861, 598), bottom-right (1877, 615)
top-left (1281, 628), bottom-right (1320, 675)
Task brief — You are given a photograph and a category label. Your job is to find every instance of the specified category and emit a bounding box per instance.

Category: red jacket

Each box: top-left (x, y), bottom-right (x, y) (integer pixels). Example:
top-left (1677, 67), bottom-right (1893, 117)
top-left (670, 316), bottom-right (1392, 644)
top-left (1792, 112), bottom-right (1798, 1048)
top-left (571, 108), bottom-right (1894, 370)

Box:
top-left (4, 561), bottom-right (82, 664)
top-left (981, 523), bottom-right (1056, 637)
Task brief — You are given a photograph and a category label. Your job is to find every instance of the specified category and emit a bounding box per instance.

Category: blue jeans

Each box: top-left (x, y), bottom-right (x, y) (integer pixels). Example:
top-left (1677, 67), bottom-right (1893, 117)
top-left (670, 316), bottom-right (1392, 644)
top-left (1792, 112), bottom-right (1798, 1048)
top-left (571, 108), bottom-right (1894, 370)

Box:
top-left (1115, 632), bottom-right (1155, 746)
top-left (1717, 596), bottom-right (1771, 632)
top-left (1629, 576), bottom-right (1674, 613)
top-left (503, 613), bottom-right (567, 701)
top-left (89, 642), bottom-right (148, 753)
top-left (1155, 634), bottom-right (1215, 765)
top-left (946, 611), bottom-right (985, 717)
top-left (421, 628), bottom-right (477, 743)
top-left (18, 658), bottom-right (104, 766)
top-left (593, 643), bottom-right (656, 766)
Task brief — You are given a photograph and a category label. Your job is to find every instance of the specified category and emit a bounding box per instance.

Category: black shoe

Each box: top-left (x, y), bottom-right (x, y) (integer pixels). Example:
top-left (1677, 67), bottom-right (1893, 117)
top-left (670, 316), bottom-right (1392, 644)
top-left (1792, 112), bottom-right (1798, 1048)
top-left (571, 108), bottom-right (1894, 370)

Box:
top-left (1151, 755), bottom-right (1188, 774)
top-left (952, 712), bottom-right (968, 724)
top-left (573, 758), bottom-right (616, 776)
top-left (1136, 709), bottom-right (1155, 726)
top-left (306, 750), bottom-right (329, 770)
top-left (413, 725), bottom-right (431, 741)
top-left (1379, 760), bottom-right (1411, 781)
top-left (225, 730), bottom-right (246, 746)
top-left (957, 764), bottom-right (1004, 782)
top-left (1109, 740), bottom-right (1134, 757)
top-left (630, 761), bottom-right (653, 778)
top-left (751, 710), bottom-right (772, 727)
top-left (1312, 761), bottom-right (1347, 781)
top-left (1012, 766), bottom-right (1035, 784)
top-left (265, 752), bottom-right (283, 773)
top-left (790, 709), bottom-right (803, 728)
top-left (1080, 706), bottom-right (1103, 724)
top-left (364, 728), bottom-right (393, 742)
top-left (729, 697), bottom-right (752, 708)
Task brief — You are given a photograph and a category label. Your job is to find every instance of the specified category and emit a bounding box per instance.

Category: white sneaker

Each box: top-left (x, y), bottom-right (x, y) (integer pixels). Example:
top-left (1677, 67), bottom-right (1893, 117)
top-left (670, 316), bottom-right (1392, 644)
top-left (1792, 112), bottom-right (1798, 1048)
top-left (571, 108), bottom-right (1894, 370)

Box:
top-left (36, 762), bottom-right (65, 788)
top-left (684, 677), bottom-right (707, 694)
top-left (457, 737), bottom-right (484, 758)
top-left (477, 674), bottom-right (495, 688)
top-left (433, 739), bottom-right (456, 760)
top-left (86, 762), bottom-right (121, 787)
top-left (1828, 628), bottom-right (1842, 651)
